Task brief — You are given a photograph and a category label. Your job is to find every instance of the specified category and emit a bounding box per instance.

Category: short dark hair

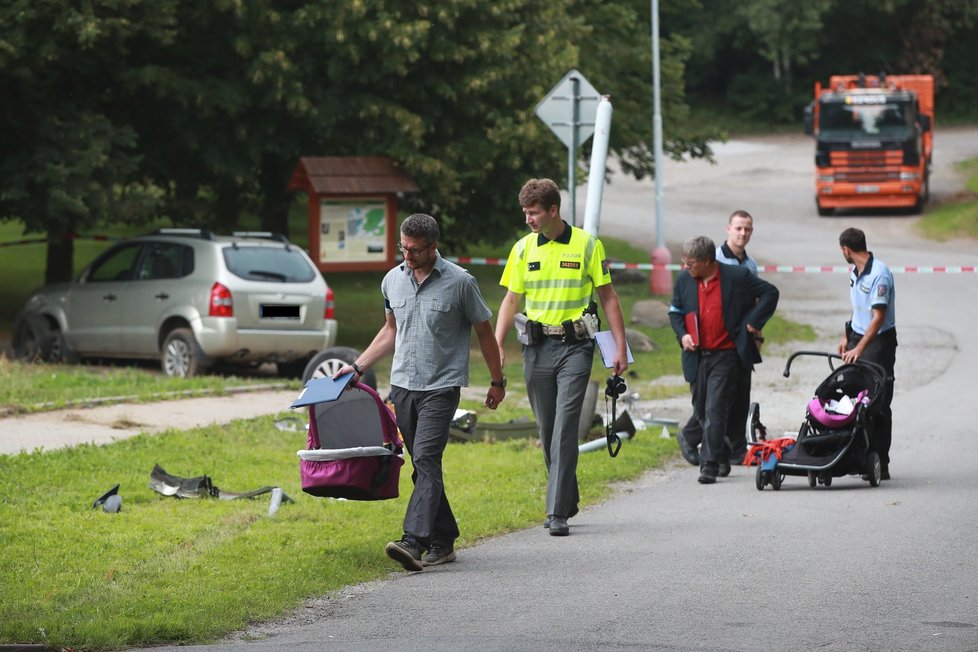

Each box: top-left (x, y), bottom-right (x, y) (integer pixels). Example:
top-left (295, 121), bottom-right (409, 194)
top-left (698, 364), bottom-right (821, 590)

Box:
top-left (401, 213), bottom-right (439, 244)
top-left (681, 236), bottom-right (716, 261)
top-left (839, 227), bottom-right (867, 252)
top-left (519, 178), bottom-right (561, 210)
top-left (728, 209), bottom-right (753, 223)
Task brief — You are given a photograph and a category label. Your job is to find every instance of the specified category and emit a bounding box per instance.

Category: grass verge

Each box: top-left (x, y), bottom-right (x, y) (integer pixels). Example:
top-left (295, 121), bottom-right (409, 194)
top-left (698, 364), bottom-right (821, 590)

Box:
top-left (0, 414), bottom-right (676, 649)
top-left (917, 157), bottom-right (978, 240)
top-left (0, 356), bottom-right (287, 415)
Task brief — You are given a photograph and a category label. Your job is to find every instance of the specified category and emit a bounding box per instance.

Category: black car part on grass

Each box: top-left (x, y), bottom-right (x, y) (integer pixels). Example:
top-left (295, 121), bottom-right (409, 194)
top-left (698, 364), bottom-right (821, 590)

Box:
top-left (149, 464), bottom-right (294, 503)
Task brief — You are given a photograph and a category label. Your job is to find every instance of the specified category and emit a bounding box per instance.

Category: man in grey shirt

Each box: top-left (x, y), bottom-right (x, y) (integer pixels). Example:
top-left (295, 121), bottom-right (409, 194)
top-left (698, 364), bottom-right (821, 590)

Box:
top-left (337, 214), bottom-right (506, 571)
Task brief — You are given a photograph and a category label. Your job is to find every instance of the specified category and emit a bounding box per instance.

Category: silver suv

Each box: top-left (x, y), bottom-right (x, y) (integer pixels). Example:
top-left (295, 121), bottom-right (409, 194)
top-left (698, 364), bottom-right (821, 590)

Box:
top-left (12, 229), bottom-right (348, 378)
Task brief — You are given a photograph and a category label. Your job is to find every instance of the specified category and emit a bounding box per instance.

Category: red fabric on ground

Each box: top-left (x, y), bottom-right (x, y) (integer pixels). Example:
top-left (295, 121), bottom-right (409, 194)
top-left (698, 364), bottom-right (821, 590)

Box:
top-left (744, 437), bottom-right (796, 466)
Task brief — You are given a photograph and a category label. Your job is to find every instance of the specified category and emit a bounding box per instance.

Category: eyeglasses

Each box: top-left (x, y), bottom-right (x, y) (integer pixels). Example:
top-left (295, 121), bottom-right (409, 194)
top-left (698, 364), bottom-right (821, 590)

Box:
top-left (397, 242), bottom-right (432, 257)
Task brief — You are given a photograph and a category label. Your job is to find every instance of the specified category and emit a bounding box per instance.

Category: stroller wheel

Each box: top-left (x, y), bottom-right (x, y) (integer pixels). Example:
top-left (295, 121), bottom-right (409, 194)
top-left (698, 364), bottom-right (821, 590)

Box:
top-left (747, 402), bottom-right (767, 443)
top-left (807, 471), bottom-right (817, 488)
top-left (771, 472), bottom-right (783, 491)
top-left (818, 472), bottom-right (832, 487)
top-left (755, 466), bottom-right (766, 491)
top-left (865, 451), bottom-right (882, 487)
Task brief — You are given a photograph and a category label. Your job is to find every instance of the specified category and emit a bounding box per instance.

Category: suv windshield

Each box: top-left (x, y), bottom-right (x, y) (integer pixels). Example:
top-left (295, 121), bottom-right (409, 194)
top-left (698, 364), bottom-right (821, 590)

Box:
top-left (818, 99), bottom-right (916, 140)
top-left (223, 246), bottom-right (318, 283)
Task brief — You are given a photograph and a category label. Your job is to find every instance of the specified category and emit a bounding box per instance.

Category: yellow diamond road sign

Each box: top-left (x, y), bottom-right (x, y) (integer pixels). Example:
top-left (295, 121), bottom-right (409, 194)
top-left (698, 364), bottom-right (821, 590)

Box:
top-left (535, 69), bottom-right (601, 149)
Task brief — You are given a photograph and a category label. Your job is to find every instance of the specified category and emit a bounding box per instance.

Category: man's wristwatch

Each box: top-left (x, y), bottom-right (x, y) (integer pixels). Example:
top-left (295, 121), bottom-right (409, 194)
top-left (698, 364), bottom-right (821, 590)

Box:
top-left (490, 376), bottom-right (507, 389)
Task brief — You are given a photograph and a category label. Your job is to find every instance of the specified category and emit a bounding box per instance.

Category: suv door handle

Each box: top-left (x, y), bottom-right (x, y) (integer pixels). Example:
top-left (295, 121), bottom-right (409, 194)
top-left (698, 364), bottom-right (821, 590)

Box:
top-left (155, 292), bottom-right (170, 300)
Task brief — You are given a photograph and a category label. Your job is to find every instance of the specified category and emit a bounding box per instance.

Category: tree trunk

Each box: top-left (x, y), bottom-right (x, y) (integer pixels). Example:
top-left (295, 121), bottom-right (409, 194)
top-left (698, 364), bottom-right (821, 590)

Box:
top-left (260, 188), bottom-right (290, 239)
top-left (45, 229), bottom-right (75, 285)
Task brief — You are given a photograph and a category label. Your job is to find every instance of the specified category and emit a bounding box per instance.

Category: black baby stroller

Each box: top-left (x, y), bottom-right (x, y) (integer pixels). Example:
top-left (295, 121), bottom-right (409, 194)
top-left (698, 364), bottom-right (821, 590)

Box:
top-left (747, 351), bottom-right (887, 490)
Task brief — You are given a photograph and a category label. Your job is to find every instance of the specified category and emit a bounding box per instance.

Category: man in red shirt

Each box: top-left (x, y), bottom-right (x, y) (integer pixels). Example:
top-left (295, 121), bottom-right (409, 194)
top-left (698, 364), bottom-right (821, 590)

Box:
top-left (668, 236), bottom-right (779, 484)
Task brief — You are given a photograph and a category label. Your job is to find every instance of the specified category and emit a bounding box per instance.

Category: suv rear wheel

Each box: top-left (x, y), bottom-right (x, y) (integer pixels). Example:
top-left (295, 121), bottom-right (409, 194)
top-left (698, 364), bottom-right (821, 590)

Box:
top-left (302, 346), bottom-right (376, 389)
top-left (161, 328), bottom-right (211, 378)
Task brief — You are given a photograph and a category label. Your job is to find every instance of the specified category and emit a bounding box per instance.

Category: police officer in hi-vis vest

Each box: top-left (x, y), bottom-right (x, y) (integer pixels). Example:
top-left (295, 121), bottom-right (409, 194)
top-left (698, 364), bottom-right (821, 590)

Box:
top-left (495, 178), bottom-right (629, 537)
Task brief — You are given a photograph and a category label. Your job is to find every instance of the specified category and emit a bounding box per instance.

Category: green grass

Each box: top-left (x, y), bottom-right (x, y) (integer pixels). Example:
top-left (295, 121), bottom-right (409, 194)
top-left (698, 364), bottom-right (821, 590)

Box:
top-left (0, 357), bottom-right (284, 415)
top-left (0, 414), bottom-right (676, 649)
top-left (917, 157), bottom-right (978, 240)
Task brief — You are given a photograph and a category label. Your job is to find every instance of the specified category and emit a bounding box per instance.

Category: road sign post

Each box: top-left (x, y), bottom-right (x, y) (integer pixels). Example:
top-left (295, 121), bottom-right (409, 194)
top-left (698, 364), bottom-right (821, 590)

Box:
top-left (535, 69), bottom-right (601, 226)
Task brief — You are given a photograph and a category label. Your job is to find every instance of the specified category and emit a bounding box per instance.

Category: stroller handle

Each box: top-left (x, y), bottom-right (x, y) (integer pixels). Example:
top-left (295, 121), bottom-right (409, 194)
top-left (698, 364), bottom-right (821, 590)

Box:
top-left (782, 350), bottom-right (887, 385)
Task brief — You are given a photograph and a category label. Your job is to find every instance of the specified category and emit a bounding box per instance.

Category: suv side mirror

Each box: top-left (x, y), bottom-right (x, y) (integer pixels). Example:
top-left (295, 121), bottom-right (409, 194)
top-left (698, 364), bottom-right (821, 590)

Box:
top-left (803, 102), bottom-right (814, 136)
top-left (918, 114), bottom-right (932, 132)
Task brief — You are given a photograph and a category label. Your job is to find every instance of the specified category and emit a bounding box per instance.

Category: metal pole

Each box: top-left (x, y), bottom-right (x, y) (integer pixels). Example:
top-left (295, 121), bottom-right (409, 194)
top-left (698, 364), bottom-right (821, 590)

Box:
top-left (568, 76), bottom-right (580, 226)
top-left (649, 0), bottom-right (673, 294)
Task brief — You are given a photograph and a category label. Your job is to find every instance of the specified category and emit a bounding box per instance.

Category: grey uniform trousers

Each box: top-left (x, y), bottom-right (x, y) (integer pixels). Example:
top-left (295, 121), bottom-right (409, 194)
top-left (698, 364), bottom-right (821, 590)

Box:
top-left (522, 337), bottom-right (593, 518)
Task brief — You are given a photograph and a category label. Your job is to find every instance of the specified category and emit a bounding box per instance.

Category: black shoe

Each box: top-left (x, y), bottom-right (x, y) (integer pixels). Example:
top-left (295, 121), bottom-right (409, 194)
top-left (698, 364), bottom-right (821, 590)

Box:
top-left (881, 467), bottom-right (891, 481)
top-left (385, 538), bottom-right (423, 571)
top-left (718, 461), bottom-right (731, 477)
top-left (544, 506), bottom-right (579, 528)
top-left (698, 465), bottom-right (718, 484)
top-left (548, 516), bottom-right (569, 536)
top-left (422, 542), bottom-right (456, 567)
top-left (677, 429), bottom-right (700, 466)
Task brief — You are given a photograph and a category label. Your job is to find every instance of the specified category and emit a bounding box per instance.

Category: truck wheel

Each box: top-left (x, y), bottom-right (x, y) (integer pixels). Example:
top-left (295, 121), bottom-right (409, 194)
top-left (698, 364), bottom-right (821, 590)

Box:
top-left (302, 346), bottom-right (377, 389)
top-left (816, 200), bottom-right (833, 217)
top-left (11, 311), bottom-right (53, 363)
top-left (161, 328), bottom-right (210, 378)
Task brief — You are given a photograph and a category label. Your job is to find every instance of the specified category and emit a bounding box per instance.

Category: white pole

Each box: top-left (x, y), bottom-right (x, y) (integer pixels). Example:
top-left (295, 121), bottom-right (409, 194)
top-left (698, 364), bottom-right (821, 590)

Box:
top-left (582, 95), bottom-right (613, 236)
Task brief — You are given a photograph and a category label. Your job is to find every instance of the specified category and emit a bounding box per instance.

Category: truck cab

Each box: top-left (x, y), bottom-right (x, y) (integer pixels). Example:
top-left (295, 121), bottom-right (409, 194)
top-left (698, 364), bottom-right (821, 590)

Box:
top-left (805, 73), bottom-right (933, 216)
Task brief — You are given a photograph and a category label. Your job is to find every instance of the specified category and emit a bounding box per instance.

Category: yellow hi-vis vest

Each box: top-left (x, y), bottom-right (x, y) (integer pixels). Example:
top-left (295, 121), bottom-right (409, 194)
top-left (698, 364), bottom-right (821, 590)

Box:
top-left (500, 224), bottom-right (611, 326)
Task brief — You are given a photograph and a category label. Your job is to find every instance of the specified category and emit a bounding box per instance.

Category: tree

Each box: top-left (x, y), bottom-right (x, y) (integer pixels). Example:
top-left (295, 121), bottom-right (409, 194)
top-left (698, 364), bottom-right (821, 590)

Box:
top-left (0, 0), bottom-right (169, 282)
top-left (3, 0), bottom-right (718, 283)
top-left (739, 0), bottom-right (834, 95)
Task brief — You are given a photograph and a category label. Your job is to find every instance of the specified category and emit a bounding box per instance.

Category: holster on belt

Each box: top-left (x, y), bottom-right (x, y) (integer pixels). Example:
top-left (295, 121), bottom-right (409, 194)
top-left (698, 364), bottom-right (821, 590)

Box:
top-left (515, 313), bottom-right (543, 345)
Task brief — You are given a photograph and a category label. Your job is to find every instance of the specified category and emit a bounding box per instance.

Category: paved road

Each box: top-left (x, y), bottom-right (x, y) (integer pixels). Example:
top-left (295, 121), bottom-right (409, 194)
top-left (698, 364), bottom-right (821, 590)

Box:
top-left (136, 128), bottom-right (978, 651)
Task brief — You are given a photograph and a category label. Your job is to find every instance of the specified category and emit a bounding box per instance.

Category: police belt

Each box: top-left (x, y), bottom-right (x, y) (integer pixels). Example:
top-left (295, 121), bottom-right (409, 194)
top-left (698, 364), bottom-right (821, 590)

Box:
top-left (540, 319), bottom-right (589, 340)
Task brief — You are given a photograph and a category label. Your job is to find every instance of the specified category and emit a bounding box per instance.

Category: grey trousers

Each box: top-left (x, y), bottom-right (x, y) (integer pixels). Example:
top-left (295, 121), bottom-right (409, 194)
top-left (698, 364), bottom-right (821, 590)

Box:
top-left (389, 386), bottom-right (461, 549)
top-left (522, 337), bottom-right (593, 518)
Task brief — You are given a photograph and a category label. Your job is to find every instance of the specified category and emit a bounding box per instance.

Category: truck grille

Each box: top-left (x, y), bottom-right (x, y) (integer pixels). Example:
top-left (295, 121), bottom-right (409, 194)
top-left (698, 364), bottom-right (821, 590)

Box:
top-left (829, 150), bottom-right (903, 182)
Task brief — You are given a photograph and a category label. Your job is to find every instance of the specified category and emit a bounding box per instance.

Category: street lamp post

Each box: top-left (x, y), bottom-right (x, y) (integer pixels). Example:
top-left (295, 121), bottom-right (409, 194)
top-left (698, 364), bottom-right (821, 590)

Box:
top-left (649, 0), bottom-right (673, 295)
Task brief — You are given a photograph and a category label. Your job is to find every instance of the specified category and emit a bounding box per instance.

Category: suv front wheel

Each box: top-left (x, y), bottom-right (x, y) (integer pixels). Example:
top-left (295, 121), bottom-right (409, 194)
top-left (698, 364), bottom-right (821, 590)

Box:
top-left (161, 328), bottom-right (211, 378)
top-left (302, 346), bottom-right (376, 389)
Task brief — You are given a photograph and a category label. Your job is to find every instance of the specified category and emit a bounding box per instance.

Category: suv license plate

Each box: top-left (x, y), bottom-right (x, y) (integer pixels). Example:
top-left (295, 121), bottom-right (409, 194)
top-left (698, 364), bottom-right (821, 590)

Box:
top-left (261, 305), bottom-right (300, 319)
top-left (856, 185), bottom-right (879, 193)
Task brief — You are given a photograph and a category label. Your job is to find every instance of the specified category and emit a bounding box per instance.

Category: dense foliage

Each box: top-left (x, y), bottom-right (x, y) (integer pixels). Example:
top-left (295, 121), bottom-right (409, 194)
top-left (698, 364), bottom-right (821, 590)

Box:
top-left (2, 0), bottom-right (976, 281)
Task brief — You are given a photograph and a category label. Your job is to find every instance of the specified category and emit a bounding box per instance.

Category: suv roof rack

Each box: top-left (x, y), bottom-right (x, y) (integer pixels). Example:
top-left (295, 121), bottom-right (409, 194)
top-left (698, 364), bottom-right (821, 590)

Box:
top-left (152, 228), bottom-right (215, 240)
top-left (231, 231), bottom-right (291, 244)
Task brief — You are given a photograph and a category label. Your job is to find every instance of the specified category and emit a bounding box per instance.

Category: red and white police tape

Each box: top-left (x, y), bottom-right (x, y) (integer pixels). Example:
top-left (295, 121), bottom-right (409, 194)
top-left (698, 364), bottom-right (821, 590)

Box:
top-left (446, 257), bottom-right (976, 274)
top-left (2, 239), bottom-right (973, 273)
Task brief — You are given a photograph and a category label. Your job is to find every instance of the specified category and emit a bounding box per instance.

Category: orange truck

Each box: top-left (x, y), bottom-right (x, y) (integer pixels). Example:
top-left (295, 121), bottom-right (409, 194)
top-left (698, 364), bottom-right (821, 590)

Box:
top-left (804, 73), bottom-right (933, 216)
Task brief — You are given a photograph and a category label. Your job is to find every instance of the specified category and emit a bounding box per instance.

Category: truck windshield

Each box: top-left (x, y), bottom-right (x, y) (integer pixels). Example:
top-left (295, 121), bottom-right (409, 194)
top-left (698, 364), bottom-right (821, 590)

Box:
top-left (819, 101), bottom-right (915, 139)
